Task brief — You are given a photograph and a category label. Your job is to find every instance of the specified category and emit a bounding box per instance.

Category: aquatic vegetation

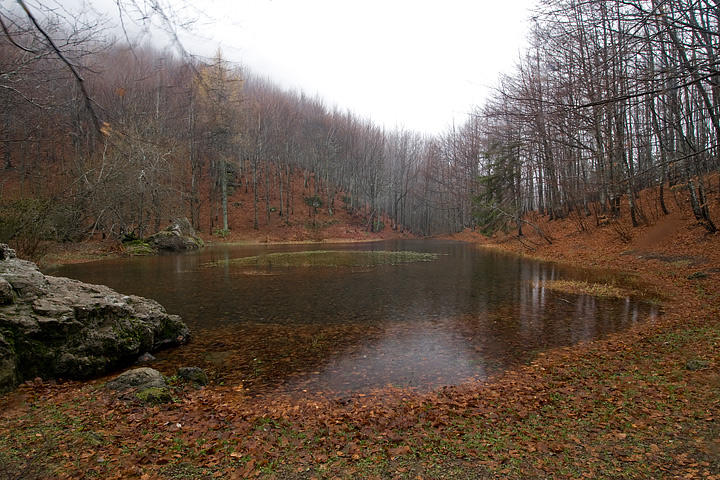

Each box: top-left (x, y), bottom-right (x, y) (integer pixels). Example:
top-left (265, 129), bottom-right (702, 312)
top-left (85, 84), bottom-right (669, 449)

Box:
top-left (540, 279), bottom-right (631, 298)
top-left (205, 250), bottom-right (439, 268)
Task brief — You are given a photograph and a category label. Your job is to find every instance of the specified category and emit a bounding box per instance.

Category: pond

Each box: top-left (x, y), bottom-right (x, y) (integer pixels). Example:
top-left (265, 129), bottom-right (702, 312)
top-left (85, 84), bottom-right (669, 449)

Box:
top-left (45, 239), bottom-right (658, 397)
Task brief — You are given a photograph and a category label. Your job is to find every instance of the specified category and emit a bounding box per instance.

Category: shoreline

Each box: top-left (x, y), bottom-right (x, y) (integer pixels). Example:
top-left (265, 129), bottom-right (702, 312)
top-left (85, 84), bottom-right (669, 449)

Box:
top-left (2, 215), bottom-right (719, 479)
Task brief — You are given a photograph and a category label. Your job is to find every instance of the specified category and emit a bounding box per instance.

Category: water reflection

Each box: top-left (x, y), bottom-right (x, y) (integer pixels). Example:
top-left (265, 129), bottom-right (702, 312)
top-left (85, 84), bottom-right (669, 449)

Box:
top-left (46, 240), bottom-right (658, 396)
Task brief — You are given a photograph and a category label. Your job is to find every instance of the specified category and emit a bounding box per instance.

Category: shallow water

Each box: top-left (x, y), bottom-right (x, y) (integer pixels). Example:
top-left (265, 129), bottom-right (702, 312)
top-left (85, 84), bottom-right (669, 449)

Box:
top-left (46, 239), bottom-right (658, 396)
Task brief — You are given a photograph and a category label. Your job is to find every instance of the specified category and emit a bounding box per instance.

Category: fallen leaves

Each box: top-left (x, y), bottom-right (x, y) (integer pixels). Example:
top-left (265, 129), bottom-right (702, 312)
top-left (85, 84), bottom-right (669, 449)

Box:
top-left (3, 204), bottom-right (720, 479)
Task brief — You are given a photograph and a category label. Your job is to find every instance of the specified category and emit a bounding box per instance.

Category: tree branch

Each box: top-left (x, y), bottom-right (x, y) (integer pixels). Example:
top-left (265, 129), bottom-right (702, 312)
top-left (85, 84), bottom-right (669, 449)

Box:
top-left (491, 206), bottom-right (553, 245)
top-left (0, 13), bottom-right (36, 53)
top-left (16, 0), bottom-right (102, 137)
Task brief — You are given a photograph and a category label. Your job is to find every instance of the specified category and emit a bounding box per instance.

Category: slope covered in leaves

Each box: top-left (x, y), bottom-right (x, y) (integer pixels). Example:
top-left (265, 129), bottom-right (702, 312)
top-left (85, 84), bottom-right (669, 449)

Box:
top-left (2, 182), bottom-right (720, 479)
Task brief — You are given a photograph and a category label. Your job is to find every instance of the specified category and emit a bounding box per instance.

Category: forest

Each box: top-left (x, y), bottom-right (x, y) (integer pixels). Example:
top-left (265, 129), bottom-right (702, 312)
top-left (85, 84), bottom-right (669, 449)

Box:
top-left (0, 0), bottom-right (718, 256)
top-left (2, 2), bottom-right (720, 479)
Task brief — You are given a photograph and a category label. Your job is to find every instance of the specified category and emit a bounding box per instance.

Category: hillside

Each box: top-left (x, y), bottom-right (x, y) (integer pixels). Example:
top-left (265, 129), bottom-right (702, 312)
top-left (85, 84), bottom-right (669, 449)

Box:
top-left (38, 168), bottom-right (414, 264)
top-left (452, 176), bottom-right (720, 299)
top-left (192, 169), bottom-right (413, 245)
top-left (2, 0), bottom-right (719, 475)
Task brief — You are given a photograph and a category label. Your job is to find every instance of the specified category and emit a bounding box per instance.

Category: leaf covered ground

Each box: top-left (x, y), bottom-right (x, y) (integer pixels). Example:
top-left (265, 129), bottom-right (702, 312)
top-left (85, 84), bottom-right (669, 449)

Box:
top-left (3, 193), bottom-right (720, 479)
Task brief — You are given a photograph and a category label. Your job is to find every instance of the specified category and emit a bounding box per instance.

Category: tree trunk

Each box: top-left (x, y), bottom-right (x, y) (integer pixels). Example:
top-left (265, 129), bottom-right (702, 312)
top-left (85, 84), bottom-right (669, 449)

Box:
top-left (221, 158), bottom-right (228, 231)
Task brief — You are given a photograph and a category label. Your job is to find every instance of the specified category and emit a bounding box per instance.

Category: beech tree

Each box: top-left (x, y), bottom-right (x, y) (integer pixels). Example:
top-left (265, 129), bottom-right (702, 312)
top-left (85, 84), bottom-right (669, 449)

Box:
top-left (195, 49), bottom-right (243, 232)
top-left (7, 0), bottom-right (717, 249)
top-left (454, 0), bottom-right (719, 237)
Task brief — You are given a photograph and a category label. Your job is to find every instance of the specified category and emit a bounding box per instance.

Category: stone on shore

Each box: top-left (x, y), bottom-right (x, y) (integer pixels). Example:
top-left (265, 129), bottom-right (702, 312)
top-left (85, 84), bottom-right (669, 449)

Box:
top-left (106, 367), bottom-right (172, 404)
top-left (0, 243), bottom-right (190, 391)
top-left (145, 218), bottom-right (204, 252)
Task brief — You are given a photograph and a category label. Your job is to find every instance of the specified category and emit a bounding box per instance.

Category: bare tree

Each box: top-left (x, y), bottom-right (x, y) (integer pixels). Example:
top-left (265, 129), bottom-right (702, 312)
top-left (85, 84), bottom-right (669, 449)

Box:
top-left (195, 49), bottom-right (243, 232)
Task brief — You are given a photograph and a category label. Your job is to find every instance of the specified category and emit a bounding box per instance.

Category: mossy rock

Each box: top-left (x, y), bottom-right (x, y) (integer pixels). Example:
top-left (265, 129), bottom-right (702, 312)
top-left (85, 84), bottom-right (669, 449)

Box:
top-left (123, 242), bottom-right (157, 256)
top-left (106, 367), bottom-right (167, 391)
top-left (0, 244), bottom-right (190, 390)
top-left (146, 218), bottom-right (203, 252)
top-left (176, 366), bottom-right (209, 387)
top-left (106, 367), bottom-right (173, 404)
top-left (136, 386), bottom-right (173, 405)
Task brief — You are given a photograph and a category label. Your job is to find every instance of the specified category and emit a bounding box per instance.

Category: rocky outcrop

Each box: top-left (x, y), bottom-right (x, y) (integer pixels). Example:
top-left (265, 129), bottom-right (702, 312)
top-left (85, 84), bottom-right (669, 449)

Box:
top-left (0, 332), bottom-right (17, 388)
top-left (145, 218), bottom-right (204, 252)
top-left (0, 244), bottom-right (190, 391)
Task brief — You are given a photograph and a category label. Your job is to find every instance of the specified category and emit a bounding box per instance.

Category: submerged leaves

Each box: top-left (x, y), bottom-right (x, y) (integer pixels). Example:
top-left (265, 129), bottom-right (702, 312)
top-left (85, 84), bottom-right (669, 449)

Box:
top-left (1, 278), bottom-right (719, 479)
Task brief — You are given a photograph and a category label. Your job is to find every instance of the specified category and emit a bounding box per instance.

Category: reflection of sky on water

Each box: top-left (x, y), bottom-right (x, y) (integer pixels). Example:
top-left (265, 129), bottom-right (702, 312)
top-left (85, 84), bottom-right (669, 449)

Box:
top-left (46, 240), bottom-right (658, 396)
top-left (282, 319), bottom-right (486, 395)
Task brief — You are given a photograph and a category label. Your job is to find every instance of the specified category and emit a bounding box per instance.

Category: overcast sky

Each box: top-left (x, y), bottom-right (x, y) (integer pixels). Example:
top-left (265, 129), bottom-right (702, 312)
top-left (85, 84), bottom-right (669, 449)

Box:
top-left (23, 0), bottom-right (537, 135)
top-left (191, 0), bottom-right (537, 135)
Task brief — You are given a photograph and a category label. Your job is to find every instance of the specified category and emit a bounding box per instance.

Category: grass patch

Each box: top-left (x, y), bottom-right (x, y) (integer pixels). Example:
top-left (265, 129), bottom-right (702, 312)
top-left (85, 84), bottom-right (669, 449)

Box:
top-left (122, 241), bottom-right (156, 256)
top-left (541, 279), bottom-right (633, 298)
top-left (205, 250), bottom-right (439, 268)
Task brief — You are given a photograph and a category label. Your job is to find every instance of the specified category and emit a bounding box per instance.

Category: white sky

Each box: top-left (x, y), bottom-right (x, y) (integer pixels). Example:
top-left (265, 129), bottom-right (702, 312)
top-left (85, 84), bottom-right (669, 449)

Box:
top-left (21, 0), bottom-right (537, 135)
top-left (183, 0), bottom-right (537, 135)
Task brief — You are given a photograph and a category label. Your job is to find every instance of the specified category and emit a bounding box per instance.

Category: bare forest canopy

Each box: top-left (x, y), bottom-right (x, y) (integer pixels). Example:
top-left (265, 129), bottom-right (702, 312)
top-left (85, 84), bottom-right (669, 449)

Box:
top-left (1, 0), bottom-right (719, 256)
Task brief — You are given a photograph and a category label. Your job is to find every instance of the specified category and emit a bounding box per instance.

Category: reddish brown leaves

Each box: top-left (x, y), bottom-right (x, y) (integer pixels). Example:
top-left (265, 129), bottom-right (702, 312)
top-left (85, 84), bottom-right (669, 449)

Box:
top-left (3, 201), bottom-right (720, 478)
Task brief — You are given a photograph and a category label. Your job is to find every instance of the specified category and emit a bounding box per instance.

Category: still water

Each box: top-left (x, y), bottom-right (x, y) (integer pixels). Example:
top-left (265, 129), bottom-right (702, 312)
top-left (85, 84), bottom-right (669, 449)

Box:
top-left (46, 240), bottom-right (657, 396)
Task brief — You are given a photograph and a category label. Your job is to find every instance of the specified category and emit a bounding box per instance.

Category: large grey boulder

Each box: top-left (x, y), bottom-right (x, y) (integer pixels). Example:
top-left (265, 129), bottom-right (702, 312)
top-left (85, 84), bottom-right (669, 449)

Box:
top-left (0, 244), bottom-right (190, 391)
top-left (146, 218), bottom-right (204, 252)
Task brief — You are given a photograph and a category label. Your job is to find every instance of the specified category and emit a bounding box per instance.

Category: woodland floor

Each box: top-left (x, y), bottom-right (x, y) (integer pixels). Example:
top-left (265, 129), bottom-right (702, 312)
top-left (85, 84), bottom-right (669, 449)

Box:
top-left (35, 173), bottom-right (412, 266)
top-left (2, 179), bottom-right (720, 479)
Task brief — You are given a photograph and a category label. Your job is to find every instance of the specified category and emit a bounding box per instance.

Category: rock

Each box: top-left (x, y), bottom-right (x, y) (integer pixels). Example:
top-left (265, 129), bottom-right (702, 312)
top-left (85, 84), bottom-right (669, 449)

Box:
top-left (106, 367), bottom-right (167, 391)
top-left (0, 244), bottom-right (190, 391)
top-left (136, 386), bottom-right (173, 404)
top-left (0, 276), bottom-right (12, 304)
top-left (685, 359), bottom-right (709, 371)
top-left (145, 218), bottom-right (204, 252)
top-left (177, 366), bottom-right (209, 386)
top-left (0, 244), bottom-right (16, 260)
top-left (136, 352), bottom-right (156, 363)
top-left (106, 367), bottom-right (172, 404)
top-left (0, 332), bottom-right (18, 388)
